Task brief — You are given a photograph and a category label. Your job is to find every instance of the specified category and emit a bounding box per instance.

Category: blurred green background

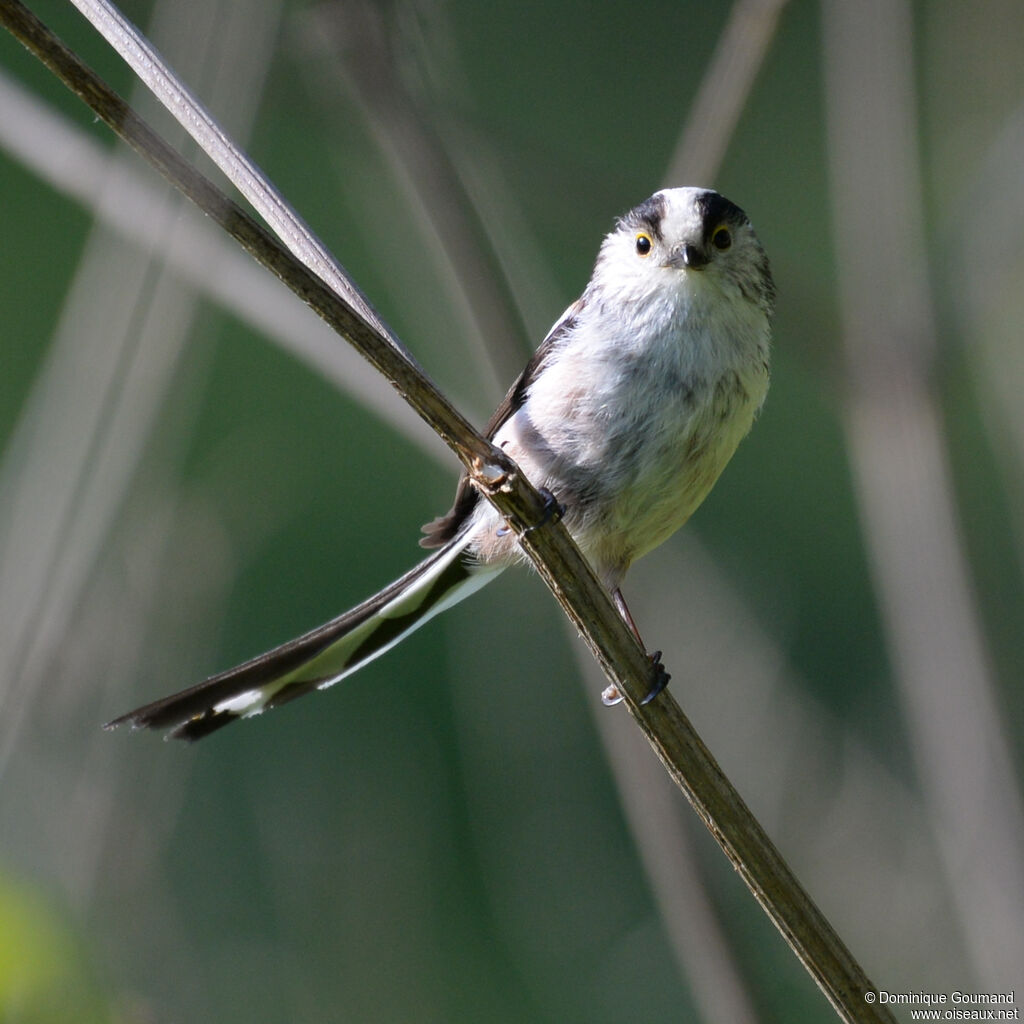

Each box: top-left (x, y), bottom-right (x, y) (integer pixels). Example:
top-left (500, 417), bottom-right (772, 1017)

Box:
top-left (1, 0), bottom-right (1023, 1021)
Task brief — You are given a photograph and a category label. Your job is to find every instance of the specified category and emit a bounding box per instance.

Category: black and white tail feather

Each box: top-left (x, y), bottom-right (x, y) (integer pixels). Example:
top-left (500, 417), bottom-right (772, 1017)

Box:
top-left (106, 534), bottom-right (501, 740)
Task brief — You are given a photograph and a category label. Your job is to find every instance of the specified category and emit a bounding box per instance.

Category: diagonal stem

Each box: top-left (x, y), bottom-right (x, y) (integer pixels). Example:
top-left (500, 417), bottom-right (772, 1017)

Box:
top-left (0, 2), bottom-right (895, 1018)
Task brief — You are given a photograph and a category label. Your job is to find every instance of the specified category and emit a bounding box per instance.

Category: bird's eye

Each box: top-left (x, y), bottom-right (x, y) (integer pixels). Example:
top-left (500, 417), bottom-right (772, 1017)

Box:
top-left (635, 232), bottom-right (652, 256)
top-left (711, 225), bottom-right (732, 251)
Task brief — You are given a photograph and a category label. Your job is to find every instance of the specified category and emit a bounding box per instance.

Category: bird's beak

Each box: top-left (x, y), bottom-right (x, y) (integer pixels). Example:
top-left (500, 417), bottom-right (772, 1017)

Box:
top-left (680, 243), bottom-right (708, 269)
top-left (666, 242), bottom-right (708, 270)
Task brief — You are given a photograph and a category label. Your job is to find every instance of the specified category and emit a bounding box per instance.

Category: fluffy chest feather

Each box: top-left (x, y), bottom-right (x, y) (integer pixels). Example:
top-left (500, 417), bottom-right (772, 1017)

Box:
top-left (493, 280), bottom-right (769, 580)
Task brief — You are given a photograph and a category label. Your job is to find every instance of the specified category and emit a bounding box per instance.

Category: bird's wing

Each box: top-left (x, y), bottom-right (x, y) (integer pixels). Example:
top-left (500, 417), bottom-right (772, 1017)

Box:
top-left (419, 298), bottom-right (584, 548)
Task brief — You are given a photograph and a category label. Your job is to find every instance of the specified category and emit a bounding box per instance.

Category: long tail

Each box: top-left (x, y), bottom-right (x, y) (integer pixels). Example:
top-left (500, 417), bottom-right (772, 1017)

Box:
top-left (105, 534), bottom-right (500, 741)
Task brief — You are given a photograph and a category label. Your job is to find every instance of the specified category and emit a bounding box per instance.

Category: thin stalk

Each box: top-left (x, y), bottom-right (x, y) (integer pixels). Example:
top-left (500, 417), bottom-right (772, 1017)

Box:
top-left (0, 2), bottom-right (894, 1018)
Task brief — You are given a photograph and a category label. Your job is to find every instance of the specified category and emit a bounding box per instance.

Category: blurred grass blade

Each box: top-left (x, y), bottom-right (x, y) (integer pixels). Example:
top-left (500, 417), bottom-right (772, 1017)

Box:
top-left (299, 0), bottom-right (533, 391)
top-left (0, 68), bottom-right (435, 455)
top-left (665, 0), bottom-right (789, 186)
top-left (0, 0), bottom-right (282, 774)
top-left (69, 0), bottom-right (409, 360)
top-left (823, 0), bottom-right (1024, 987)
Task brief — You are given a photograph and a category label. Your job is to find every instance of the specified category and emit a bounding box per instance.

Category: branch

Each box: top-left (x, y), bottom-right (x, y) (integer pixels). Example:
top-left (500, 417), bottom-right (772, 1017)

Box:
top-left (0, 1), bottom-right (894, 1019)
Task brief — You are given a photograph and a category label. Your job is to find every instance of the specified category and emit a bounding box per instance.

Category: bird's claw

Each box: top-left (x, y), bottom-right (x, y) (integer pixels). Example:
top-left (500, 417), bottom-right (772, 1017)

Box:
top-left (497, 487), bottom-right (565, 537)
top-left (641, 650), bottom-right (670, 705)
top-left (526, 488), bottom-right (566, 532)
top-left (601, 651), bottom-right (671, 707)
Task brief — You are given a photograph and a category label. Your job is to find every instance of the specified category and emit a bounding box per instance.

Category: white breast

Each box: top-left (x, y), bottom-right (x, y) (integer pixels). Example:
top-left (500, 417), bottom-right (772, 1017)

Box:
top-left (482, 256), bottom-right (770, 586)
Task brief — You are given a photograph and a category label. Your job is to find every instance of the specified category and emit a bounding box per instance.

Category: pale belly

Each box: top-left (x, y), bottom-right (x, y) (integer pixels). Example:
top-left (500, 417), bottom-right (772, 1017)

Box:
top-left (590, 430), bottom-right (751, 575)
top-left (573, 366), bottom-right (768, 583)
top-left (472, 362), bottom-right (768, 587)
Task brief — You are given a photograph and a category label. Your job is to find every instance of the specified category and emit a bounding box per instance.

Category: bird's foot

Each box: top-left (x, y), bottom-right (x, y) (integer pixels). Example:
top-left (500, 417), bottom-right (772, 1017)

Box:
top-left (526, 488), bottom-right (565, 532)
top-left (642, 650), bottom-right (670, 705)
top-left (497, 487), bottom-right (565, 537)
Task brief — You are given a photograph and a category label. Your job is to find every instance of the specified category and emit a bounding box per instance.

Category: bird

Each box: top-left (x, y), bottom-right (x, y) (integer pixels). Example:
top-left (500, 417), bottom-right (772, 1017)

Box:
top-left (106, 187), bottom-right (774, 741)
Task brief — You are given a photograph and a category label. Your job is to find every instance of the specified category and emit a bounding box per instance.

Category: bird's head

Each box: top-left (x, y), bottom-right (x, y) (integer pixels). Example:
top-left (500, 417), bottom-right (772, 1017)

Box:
top-left (592, 187), bottom-right (776, 320)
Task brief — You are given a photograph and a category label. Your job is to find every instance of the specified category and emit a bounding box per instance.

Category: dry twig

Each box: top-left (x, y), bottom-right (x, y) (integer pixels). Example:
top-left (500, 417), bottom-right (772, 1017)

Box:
top-left (0, 1), bottom-right (894, 1018)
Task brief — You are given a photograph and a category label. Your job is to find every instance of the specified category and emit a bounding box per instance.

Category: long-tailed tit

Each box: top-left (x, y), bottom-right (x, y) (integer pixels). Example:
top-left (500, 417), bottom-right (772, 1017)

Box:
top-left (107, 187), bottom-right (774, 740)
